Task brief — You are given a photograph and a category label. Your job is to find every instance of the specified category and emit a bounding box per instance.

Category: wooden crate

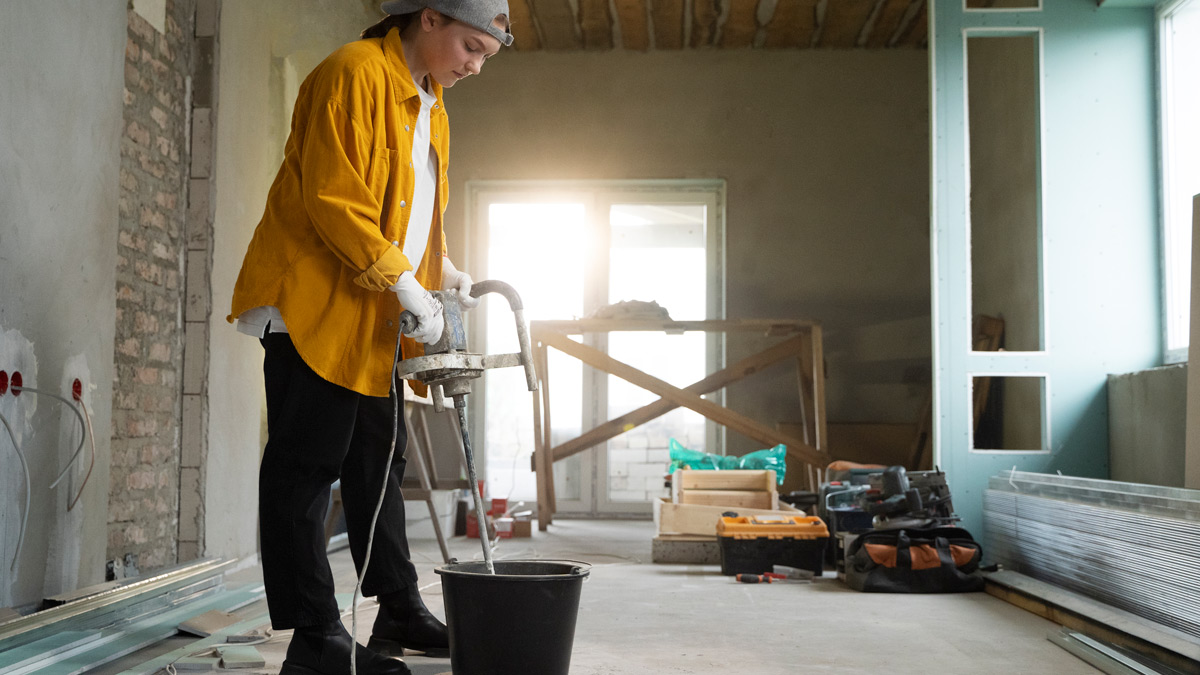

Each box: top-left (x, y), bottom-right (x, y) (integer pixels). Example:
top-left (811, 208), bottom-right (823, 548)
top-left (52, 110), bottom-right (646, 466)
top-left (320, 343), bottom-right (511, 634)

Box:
top-left (654, 497), bottom-right (801, 537)
top-left (670, 469), bottom-right (778, 510)
top-left (673, 469), bottom-right (777, 492)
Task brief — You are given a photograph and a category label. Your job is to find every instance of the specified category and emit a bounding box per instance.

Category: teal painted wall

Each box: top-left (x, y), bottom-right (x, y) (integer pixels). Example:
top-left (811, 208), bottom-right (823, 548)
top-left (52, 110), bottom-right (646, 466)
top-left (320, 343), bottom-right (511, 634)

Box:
top-left (931, 0), bottom-right (1161, 535)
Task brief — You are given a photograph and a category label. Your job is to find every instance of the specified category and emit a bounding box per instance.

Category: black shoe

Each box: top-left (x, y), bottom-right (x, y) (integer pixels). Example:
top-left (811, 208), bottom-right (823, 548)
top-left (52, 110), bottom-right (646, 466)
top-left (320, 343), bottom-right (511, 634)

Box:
top-left (367, 585), bottom-right (450, 658)
top-left (280, 620), bottom-right (410, 675)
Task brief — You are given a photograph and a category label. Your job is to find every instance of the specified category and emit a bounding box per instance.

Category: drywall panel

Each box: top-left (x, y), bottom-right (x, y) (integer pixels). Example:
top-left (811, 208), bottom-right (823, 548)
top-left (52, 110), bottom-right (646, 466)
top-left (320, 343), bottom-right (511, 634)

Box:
top-left (0, 1), bottom-right (125, 607)
top-left (932, 1), bottom-right (1161, 532)
top-left (1109, 364), bottom-right (1186, 487)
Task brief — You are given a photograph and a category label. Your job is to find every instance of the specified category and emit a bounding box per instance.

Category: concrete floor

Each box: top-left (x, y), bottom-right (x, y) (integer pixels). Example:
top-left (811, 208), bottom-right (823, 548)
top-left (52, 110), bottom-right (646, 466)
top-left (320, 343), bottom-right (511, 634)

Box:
top-left (206, 519), bottom-right (1100, 675)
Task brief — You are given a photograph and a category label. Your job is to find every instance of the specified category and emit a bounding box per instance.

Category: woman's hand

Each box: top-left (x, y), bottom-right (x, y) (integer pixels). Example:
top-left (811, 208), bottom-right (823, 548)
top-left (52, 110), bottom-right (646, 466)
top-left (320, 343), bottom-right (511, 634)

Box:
top-left (442, 257), bottom-right (480, 310)
top-left (391, 271), bottom-right (445, 343)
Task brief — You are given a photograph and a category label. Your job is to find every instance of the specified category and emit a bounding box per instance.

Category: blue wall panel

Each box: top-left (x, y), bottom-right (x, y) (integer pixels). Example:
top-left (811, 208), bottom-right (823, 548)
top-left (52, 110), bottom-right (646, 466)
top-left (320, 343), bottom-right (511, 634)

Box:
top-left (931, 0), bottom-right (1160, 535)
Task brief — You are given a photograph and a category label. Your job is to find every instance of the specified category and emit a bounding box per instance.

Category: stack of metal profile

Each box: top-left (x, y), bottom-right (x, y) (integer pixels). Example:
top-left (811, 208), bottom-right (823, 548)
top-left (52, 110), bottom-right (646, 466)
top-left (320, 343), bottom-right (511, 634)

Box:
top-left (985, 471), bottom-right (1200, 640)
top-left (0, 557), bottom-right (265, 674)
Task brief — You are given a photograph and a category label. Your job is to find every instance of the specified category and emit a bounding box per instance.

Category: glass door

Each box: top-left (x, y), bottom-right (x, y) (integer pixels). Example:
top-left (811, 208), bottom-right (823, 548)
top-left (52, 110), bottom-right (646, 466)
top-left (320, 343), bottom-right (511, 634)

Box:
top-left (599, 196), bottom-right (716, 515)
top-left (469, 181), bottom-right (725, 517)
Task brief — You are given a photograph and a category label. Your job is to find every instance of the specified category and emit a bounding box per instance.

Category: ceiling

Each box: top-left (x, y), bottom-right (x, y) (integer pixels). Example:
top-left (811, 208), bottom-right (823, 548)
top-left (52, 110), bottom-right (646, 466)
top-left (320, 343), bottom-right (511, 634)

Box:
top-left (361, 0), bottom-right (929, 51)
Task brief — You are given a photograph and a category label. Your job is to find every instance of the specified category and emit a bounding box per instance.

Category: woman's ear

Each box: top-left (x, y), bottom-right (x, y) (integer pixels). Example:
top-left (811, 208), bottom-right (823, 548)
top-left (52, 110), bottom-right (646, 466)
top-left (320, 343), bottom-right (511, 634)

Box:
top-left (420, 7), bottom-right (445, 31)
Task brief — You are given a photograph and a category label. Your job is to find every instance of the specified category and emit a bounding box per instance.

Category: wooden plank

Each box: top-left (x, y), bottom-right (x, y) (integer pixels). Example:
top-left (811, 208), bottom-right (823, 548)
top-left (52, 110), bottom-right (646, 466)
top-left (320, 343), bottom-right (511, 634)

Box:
top-left (402, 405), bottom-right (452, 564)
top-left (894, 0), bottom-right (926, 48)
top-left (651, 0), bottom-right (684, 49)
top-left (719, 0), bottom-right (760, 48)
top-left (795, 331), bottom-right (815, 445)
top-left (540, 331), bottom-right (830, 466)
top-left (866, 0), bottom-right (918, 48)
top-left (529, 0), bottom-right (581, 50)
top-left (674, 469), bottom-right (774, 492)
top-left (811, 324), bottom-right (827, 454)
top-left (763, 0), bottom-right (818, 48)
top-left (985, 572), bottom-right (1200, 672)
top-left (655, 497), bottom-right (800, 537)
top-left (817, 0), bottom-right (877, 48)
top-left (691, 0), bottom-right (720, 47)
top-left (680, 489), bottom-right (776, 509)
top-left (577, 0), bottom-right (613, 49)
top-left (613, 0), bottom-right (649, 50)
top-left (547, 333), bottom-right (808, 462)
top-left (508, 0), bottom-right (542, 50)
top-left (539, 345), bottom-right (557, 517)
top-left (530, 318), bottom-right (817, 334)
top-left (534, 343), bottom-right (556, 529)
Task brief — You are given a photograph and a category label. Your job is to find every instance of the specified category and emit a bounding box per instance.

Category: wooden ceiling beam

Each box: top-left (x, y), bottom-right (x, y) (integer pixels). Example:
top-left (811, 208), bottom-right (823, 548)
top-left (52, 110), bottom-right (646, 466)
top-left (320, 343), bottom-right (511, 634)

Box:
top-left (895, 0), bottom-right (927, 48)
top-left (817, 0), bottom-right (877, 48)
top-left (719, 0), bottom-right (761, 48)
top-left (614, 0), bottom-right (650, 50)
top-left (866, 0), bottom-right (915, 48)
top-left (691, 0), bottom-right (720, 48)
top-left (762, 0), bottom-right (817, 49)
top-left (652, 0), bottom-right (685, 49)
top-left (508, 0), bottom-right (542, 50)
top-left (578, 0), bottom-right (613, 49)
top-left (529, 0), bottom-right (581, 50)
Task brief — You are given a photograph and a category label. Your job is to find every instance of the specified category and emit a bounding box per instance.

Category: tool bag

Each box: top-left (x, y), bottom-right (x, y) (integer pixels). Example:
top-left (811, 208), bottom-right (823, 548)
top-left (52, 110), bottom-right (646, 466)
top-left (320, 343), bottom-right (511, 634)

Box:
top-left (844, 526), bottom-right (984, 593)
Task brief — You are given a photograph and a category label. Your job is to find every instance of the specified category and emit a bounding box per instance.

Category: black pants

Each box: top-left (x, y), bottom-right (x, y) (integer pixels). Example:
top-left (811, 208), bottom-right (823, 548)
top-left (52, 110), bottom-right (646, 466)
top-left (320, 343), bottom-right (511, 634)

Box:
top-left (259, 332), bottom-right (418, 630)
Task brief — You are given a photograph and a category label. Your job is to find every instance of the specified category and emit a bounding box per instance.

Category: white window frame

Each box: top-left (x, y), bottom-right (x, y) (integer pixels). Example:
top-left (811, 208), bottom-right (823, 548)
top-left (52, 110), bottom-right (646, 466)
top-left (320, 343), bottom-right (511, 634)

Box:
top-left (1158, 0), bottom-right (1198, 364)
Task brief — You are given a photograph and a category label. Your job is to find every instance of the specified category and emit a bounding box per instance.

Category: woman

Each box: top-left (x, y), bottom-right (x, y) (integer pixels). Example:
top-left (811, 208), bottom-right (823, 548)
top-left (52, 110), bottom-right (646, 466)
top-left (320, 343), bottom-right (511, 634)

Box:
top-left (227, 2), bottom-right (512, 674)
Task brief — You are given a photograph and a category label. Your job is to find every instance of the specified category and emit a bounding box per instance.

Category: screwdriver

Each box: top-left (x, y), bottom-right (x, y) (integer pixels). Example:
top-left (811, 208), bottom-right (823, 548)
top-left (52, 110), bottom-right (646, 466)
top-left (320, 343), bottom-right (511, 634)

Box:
top-left (735, 573), bottom-right (774, 583)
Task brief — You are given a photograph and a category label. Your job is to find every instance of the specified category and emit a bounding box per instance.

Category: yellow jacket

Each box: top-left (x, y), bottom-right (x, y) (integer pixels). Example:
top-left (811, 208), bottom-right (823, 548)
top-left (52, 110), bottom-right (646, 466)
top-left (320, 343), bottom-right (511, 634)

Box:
top-left (228, 28), bottom-right (447, 397)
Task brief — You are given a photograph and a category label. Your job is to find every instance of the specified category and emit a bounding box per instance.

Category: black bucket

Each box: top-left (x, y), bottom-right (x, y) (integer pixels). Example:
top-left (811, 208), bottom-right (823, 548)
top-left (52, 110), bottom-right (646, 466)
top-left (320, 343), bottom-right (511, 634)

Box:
top-left (436, 559), bottom-right (590, 675)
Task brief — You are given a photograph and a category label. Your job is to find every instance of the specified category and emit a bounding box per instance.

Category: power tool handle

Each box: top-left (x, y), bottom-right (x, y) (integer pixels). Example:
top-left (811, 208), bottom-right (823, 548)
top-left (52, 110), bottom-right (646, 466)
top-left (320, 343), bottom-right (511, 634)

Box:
top-left (469, 280), bottom-right (538, 393)
top-left (398, 310), bottom-right (419, 336)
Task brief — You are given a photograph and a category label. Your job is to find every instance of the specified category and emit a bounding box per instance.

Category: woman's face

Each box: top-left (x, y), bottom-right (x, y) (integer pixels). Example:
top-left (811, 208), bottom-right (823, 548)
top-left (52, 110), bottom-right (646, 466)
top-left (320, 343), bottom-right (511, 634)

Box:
top-left (420, 12), bottom-right (503, 88)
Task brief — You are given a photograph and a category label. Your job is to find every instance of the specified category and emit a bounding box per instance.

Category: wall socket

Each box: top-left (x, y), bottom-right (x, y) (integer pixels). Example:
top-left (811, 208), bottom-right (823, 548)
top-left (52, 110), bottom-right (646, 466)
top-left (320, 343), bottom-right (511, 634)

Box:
top-left (104, 553), bottom-right (140, 581)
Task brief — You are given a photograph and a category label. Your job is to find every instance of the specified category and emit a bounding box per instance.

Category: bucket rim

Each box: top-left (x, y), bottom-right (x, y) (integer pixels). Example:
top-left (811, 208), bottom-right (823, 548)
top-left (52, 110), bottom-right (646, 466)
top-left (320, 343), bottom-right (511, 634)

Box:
top-left (435, 558), bottom-right (591, 580)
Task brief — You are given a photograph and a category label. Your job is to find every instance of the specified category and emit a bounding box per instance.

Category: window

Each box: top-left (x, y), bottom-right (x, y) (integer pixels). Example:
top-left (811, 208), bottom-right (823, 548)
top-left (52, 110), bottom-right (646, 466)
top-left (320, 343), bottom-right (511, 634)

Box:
top-left (1160, 0), bottom-right (1200, 362)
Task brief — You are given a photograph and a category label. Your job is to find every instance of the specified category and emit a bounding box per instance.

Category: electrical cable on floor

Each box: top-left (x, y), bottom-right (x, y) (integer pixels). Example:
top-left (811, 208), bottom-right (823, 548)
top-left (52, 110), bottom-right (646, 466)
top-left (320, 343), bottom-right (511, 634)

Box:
top-left (10, 384), bottom-right (87, 488)
top-left (68, 398), bottom-right (96, 510)
top-left (0, 409), bottom-right (30, 573)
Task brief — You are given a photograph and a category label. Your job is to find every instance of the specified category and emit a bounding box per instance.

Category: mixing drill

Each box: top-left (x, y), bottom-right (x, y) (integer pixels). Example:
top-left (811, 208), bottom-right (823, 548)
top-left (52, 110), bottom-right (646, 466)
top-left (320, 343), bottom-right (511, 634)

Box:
top-left (395, 280), bottom-right (538, 573)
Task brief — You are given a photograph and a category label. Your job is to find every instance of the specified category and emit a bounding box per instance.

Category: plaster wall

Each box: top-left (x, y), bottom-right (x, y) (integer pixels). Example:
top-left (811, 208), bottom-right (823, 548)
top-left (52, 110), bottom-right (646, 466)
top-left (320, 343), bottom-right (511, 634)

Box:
top-left (0, 1), bottom-right (126, 606)
top-left (206, 1), bottom-right (376, 561)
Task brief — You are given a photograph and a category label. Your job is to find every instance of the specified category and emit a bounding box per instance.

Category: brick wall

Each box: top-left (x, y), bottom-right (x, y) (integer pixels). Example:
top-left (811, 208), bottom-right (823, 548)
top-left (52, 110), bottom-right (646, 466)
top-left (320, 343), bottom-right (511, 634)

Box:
top-left (110, 0), bottom-right (194, 574)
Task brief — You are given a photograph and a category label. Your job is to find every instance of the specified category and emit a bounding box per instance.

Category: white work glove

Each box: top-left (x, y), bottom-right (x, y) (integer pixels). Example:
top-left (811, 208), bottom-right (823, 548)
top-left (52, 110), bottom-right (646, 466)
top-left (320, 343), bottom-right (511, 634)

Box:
top-left (442, 257), bottom-right (480, 310)
top-left (390, 271), bottom-right (444, 344)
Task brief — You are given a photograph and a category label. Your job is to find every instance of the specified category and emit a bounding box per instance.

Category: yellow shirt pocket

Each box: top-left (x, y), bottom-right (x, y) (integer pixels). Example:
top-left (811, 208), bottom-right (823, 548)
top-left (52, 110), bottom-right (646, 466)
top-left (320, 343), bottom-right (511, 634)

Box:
top-left (368, 146), bottom-right (395, 233)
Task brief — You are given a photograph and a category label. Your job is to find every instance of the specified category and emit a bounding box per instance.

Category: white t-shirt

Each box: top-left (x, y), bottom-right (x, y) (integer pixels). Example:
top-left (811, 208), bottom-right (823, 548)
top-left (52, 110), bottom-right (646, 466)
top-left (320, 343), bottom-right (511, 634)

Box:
top-left (237, 77), bottom-right (440, 338)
